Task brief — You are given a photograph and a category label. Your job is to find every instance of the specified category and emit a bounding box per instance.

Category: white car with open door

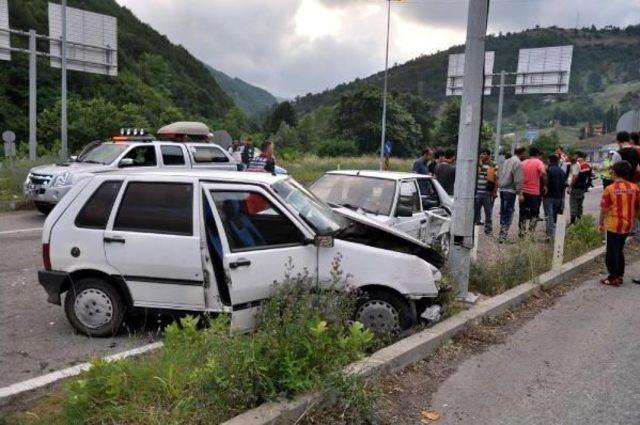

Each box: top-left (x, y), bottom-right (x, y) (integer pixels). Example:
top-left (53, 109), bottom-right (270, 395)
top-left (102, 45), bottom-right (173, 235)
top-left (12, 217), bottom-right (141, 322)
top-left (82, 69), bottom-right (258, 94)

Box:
top-left (310, 170), bottom-right (452, 255)
top-left (38, 170), bottom-right (444, 337)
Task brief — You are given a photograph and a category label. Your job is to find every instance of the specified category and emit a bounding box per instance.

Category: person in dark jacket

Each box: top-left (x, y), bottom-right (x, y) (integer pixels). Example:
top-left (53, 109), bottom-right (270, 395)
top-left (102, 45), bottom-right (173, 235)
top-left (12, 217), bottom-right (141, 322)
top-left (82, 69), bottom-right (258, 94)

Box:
top-left (434, 149), bottom-right (456, 195)
top-left (544, 154), bottom-right (566, 240)
top-left (412, 148), bottom-right (432, 175)
top-left (567, 151), bottom-right (592, 225)
top-left (247, 140), bottom-right (276, 174)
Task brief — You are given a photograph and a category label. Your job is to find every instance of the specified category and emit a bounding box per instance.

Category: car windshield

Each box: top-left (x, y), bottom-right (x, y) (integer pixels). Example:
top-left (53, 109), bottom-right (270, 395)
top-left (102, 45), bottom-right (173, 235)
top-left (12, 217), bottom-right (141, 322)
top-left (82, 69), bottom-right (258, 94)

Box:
top-left (78, 143), bottom-right (129, 164)
top-left (272, 179), bottom-right (346, 235)
top-left (310, 174), bottom-right (396, 216)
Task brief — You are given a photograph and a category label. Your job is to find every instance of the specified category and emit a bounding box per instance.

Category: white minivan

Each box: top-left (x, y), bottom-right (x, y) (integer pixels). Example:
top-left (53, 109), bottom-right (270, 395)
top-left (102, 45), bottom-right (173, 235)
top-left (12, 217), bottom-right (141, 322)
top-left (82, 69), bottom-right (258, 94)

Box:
top-left (38, 170), bottom-right (443, 336)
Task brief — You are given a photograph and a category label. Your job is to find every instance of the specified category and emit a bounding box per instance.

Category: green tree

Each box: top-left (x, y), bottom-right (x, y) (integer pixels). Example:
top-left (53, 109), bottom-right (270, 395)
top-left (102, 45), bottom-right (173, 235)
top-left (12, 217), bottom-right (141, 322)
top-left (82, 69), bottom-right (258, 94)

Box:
top-left (221, 107), bottom-right (254, 139)
top-left (335, 85), bottom-right (422, 157)
top-left (586, 72), bottom-right (603, 92)
top-left (433, 99), bottom-right (460, 146)
top-left (530, 131), bottom-right (560, 158)
top-left (263, 101), bottom-right (297, 136)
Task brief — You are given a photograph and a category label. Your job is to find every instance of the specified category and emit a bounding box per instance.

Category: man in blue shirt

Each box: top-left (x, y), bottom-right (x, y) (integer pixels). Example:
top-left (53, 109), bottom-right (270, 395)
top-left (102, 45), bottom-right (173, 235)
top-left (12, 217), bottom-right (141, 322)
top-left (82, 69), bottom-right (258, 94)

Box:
top-left (543, 154), bottom-right (566, 240)
top-left (412, 148), bottom-right (432, 175)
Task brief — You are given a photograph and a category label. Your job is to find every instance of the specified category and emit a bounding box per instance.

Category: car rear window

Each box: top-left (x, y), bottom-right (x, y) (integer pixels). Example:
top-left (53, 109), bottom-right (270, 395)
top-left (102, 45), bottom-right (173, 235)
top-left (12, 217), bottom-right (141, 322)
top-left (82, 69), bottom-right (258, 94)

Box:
top-left (75, 181), bottom-right (123, 229)
top-left (161, 145), bottom-right (186, 166)
top-left (114, 182), bottom-right (193, 235)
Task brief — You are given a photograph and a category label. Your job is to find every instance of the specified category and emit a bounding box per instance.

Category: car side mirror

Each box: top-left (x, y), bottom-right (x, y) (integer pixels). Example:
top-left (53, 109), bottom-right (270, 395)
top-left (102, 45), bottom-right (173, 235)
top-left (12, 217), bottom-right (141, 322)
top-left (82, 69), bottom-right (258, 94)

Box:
top-left (118, 158), bottom-right (135, 168)
top-left (395, 205), bottom-right (413, 217)
top-left (314, 235), bottom-right (334, 248)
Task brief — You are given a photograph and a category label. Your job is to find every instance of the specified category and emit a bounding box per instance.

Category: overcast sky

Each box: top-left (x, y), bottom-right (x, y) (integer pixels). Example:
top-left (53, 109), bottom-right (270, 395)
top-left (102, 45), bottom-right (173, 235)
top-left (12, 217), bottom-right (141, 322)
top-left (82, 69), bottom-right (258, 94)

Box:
top-left (116, 0), bottom-right (640, 98)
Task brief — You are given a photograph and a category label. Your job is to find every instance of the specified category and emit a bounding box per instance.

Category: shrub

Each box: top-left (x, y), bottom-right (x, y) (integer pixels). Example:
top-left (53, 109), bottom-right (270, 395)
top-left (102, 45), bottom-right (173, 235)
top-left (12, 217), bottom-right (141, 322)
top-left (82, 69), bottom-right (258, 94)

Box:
top-left (564, 215), bottom-right (602, 261)
top-left (317, 138), bottom-right (358, 157)
top-left (25, 273), bottom-right (374, 425)
top-left (0, 156), bottom-right (58, 201)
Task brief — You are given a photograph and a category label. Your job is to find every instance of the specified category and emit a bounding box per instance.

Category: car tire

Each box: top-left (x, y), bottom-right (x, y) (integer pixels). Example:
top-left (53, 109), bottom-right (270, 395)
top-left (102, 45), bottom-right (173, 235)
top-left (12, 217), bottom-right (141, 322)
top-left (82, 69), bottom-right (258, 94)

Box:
top-left (64, 277), bottom-right (126, 337)
top-left (34, 202), bottom-right (53, 215)
top-left (355, 289), bottom-right (413, 334)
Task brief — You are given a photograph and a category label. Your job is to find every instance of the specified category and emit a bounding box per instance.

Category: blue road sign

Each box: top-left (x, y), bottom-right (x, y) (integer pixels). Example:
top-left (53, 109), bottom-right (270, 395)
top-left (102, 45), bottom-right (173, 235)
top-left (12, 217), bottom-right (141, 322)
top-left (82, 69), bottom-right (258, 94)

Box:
top-left (384, 141), bottom-right (392, 156)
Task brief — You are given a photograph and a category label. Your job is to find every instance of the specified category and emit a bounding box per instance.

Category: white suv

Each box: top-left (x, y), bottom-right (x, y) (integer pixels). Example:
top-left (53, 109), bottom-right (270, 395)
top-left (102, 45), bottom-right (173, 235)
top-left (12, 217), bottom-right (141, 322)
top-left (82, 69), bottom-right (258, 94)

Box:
top-left (38, 170), bottom-right (443, 336)
top-left (24, 135), bottom-right (237, 214)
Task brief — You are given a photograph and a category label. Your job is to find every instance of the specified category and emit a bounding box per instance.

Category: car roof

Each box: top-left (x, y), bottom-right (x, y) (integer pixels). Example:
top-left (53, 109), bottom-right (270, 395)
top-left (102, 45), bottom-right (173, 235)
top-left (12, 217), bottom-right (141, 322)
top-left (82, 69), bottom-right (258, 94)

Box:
top-left (100, 168), bottom-right (288, 184)
top-left (324, 170), bottom-right (433, 181)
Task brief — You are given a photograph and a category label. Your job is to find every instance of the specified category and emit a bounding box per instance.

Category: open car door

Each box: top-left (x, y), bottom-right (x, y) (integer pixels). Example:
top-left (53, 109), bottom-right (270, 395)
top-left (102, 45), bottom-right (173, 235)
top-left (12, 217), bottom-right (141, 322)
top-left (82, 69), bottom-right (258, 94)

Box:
top-left (201, 182), bottom-right (317, 332)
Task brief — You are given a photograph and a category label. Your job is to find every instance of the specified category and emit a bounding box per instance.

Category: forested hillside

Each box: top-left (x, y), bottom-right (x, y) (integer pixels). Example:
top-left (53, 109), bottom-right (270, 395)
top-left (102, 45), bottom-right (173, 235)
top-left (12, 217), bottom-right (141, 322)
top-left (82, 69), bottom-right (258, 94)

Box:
top-left (1, 0), bottom-right (233, 154)
top-left (295, 25), bottom-right (640, 130)
top-left (206, 65), bottom-right (277, 117)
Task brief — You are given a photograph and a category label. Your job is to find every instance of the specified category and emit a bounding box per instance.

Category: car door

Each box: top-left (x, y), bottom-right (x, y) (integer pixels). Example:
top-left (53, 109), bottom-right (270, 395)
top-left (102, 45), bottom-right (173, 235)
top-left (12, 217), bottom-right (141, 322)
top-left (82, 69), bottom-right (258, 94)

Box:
top-left (416, 177), bottom-right (450, 244)
top-left (392, 180), bottom-right (427, 242)
top-left (103, 177), bottom-right (206, 310)
top-left (202, 183), bottom-right (316, 331)
top-left (159, 144), bottom-right (188, 168)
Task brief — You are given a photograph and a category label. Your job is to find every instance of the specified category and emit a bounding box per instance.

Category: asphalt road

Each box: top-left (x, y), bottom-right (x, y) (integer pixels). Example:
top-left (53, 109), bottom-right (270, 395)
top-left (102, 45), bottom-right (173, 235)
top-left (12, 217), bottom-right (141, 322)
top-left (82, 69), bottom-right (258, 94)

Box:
top-left (430, 260), bottom-right (640, 425)
top-left (0, 210), bottom-right (151, 388)
top-left (0, 187), bottom-right (604, 389)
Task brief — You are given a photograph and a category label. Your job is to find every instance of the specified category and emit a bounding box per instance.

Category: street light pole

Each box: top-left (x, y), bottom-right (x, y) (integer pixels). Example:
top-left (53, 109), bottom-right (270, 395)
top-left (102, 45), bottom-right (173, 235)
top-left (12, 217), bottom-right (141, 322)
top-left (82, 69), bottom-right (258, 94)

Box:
top-left (493, 70), bottom-right (505, 164)
top-left (448, 0), bottom-right (491, 301)
top-left (60, 0), bottom-right (68, 159)
top-left (28, 29), bottom-right (36, 161)
top-left (379, 0), bottom-right (391, 170)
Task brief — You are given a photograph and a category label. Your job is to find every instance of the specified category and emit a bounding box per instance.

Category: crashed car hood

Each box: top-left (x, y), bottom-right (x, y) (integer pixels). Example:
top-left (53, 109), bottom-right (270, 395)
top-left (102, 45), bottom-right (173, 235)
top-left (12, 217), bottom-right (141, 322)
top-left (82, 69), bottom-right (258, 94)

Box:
top-left (30, 162), bottom-right (111, 175)
top-left (334, 206), bottom-right (444, 269)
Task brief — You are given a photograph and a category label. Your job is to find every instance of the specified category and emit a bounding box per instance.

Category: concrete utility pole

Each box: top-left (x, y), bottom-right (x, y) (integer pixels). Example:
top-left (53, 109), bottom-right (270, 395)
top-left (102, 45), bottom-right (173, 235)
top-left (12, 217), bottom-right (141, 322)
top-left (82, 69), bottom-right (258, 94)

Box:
top-left (493, 69), bottom-right (505, 164)
top-left (379, 0), bottom-right (391, 170)
top-left (60, 0), bottom-right (68, 159)
top-left (448, 0), bottom-right (490, 301)
top-left (28, 29), bottom-right (36, 161)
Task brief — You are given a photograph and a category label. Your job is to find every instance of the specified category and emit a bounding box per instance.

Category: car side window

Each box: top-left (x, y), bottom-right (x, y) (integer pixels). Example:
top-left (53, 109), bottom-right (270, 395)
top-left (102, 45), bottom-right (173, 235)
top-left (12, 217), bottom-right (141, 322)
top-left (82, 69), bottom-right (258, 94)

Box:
top-left (161, 145), bottom-right (186, 166)
top-left (123, 145), bottom-right (157, 167)
top-left (417, 178), bottom-right (440, 209)
top-left (75, 180), bottom-right (123, 229)
top-left (398, 181), bottom-right (421, 213)
top-left (210, 190), bottom-right (305, 251)
top-left (114, 182), bottom-right (193, 235)
top-left (190, 146), bottom-right (229, 163)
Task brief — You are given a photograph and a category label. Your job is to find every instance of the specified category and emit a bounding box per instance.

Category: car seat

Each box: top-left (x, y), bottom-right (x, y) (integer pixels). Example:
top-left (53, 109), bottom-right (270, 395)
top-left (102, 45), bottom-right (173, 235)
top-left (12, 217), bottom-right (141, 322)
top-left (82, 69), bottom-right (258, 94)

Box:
top-left (223, 199), bottom-right (266, 248)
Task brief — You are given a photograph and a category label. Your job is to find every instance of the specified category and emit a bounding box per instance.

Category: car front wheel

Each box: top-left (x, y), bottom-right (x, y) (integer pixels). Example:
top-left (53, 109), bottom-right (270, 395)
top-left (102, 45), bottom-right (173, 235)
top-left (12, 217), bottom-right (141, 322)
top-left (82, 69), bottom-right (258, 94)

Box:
top-left (64, 277), bottom-right (126, 337)
top-left (355, 289), bottom-right (413, 335)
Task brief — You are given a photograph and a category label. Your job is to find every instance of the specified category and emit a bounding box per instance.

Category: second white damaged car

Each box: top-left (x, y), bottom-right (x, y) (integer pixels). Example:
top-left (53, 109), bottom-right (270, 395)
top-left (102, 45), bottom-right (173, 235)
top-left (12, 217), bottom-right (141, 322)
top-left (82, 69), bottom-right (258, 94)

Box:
top-left (38, 170), bottom-right (444, 337)
top-left (310, 170), bottom-right (452, 254)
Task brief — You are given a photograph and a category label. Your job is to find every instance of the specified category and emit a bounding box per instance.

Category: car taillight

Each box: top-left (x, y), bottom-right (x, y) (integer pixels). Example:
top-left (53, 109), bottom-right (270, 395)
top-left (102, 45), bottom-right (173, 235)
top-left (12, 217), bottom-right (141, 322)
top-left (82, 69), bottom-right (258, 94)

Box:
top-left (43, 243), bottom-right (51, 271)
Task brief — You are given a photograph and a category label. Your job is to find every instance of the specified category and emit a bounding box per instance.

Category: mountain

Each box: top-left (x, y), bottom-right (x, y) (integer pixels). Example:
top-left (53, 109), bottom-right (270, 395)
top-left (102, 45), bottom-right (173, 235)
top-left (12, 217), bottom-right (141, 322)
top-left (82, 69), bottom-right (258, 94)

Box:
top-left (294, 25), bottom-right (640, 128)
top-left (205, 65), bottom-right (277, 117)
top-left (2, 0), bottom-right (233, 152)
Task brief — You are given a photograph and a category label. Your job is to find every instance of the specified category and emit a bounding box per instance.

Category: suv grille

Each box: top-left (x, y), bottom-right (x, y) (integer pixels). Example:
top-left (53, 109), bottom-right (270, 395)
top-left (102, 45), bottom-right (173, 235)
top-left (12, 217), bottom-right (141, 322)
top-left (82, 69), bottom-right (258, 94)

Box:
top-left (29, 173), bottom-right (53, 186)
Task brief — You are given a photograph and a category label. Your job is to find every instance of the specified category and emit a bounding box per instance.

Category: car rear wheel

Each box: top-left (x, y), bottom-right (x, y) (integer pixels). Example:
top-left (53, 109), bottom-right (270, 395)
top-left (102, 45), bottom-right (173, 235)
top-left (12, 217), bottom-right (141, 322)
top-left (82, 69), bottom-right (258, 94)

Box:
top-left (64, 277), bottom-right (126, 337)
top-left (355, 289), bottom-right (413, 335)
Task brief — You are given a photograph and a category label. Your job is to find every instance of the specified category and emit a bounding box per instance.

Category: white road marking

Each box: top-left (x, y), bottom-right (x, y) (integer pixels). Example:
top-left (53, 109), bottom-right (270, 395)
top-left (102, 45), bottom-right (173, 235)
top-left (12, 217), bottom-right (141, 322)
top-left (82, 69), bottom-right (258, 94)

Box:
top-left (0, 227), bottom-right (42, 235)
top-left (0, 342), bottom-right (163, 399)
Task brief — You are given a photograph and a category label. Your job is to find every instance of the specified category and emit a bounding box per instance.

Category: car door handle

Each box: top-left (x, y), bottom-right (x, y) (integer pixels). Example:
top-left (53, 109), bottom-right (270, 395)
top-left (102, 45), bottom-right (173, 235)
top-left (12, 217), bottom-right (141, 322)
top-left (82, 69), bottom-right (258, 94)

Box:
top-left (229, 259), bottom-right (251, 269)
top-left (103, 236), bottom-right (126, 244)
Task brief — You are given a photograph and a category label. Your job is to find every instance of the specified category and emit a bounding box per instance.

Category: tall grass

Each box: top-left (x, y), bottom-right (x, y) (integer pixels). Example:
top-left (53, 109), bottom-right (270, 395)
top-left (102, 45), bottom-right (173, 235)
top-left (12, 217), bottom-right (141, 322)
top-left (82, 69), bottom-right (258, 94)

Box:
top-left (0, 156), bottom-right (57, 201)
top-left (280, 155), bottom-right (414, 184)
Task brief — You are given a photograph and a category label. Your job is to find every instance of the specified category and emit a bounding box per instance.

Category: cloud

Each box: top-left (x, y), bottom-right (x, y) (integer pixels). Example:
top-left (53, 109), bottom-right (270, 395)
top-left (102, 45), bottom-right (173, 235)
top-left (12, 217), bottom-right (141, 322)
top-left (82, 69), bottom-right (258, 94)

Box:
top-left (116, 0), bottom-right (637, 98)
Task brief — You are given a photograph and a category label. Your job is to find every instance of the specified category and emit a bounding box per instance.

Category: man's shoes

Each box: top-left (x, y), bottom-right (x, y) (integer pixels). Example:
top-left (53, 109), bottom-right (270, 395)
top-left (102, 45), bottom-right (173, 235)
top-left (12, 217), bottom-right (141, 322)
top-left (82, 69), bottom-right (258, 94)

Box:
top-left (601, 277), bottom-right (622, 287)
top-left (632, 278), bottom-right (640, 285)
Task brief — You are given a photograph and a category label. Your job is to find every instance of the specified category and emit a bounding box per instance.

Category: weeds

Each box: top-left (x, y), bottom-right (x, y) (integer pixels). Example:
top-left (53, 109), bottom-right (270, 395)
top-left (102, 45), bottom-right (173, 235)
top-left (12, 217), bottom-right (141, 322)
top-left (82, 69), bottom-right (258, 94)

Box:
top-left (0, 156), bottom-right (57, 201)
top-left (13, 275), bottom-right (374, 425)
top-left (564, 215), bottom-right (603, 261)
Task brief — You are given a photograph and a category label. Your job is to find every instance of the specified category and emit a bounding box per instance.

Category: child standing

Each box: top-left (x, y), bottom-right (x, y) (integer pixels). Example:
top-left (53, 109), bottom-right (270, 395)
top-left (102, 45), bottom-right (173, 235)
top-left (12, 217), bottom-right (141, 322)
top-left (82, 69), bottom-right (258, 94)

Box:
top-left (599, 160), bottom-right (640, 286)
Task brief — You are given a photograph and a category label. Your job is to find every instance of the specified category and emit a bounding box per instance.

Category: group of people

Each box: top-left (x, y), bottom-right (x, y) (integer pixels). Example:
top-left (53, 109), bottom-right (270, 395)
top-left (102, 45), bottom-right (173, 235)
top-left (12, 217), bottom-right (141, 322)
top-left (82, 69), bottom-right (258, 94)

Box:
top-left (412, 145), bottom-right (594, 242)
top-left (412, 130), bottom-right (640, 288)
top-left (229, 139), bottom-right (276, 174)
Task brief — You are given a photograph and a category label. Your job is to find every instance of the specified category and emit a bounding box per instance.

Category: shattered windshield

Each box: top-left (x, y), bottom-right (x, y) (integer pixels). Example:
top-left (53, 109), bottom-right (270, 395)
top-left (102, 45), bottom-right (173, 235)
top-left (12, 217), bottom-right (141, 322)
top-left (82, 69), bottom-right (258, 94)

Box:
top-left (272, 179), bottom-right (346, 235)
top-left (310, 174), bottom-right (396, 216)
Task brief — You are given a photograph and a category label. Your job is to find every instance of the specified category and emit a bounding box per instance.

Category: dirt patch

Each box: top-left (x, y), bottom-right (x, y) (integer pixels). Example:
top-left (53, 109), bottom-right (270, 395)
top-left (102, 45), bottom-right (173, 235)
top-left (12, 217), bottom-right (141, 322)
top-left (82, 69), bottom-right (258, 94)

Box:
top-left (375, 248), bottom-right (638, 424)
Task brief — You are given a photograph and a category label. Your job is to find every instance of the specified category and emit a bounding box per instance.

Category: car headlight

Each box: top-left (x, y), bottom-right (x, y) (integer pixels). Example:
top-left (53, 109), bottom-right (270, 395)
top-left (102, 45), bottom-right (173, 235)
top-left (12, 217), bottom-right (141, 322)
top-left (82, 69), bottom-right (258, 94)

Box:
top-left (52, 172), bottom-right (71, 187)
top-left (24, 173), bottom-right (32, 185)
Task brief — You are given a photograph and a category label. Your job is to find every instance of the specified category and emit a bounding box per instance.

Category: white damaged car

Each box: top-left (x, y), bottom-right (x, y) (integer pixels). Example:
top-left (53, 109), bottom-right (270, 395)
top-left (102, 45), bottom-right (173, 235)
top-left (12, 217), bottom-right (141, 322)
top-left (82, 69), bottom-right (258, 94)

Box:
top-left (310, 170), bottom-right (452, 255)
top-left (38, 170), bottom-right (444, 336)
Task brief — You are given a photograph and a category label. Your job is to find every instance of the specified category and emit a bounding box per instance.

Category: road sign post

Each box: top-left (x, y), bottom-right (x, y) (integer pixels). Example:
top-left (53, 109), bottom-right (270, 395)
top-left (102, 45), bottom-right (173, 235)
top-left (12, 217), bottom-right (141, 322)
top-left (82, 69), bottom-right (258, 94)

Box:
top-left (494, 70), bottom-right (505, 164)
top-left (379, 0), bottom-right (391, 171)
top-left (60, 0), bottom-right (68, 159)
top-left (28, 29), bottom-right (36, 161)
top-left (448, 0), bottom-right (490, 301)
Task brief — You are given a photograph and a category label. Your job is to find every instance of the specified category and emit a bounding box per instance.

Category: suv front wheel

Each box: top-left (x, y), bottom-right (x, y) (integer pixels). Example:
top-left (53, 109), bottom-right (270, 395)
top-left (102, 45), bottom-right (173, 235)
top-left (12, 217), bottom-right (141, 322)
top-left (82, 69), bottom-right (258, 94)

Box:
top-left (64, 277), bottom-right (126, 337)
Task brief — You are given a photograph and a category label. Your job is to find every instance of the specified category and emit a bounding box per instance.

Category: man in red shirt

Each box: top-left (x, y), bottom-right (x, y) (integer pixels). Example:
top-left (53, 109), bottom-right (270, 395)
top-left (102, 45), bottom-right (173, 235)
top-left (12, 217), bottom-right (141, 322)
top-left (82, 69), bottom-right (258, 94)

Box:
top-left (519, 147), bottom-right (547, 237)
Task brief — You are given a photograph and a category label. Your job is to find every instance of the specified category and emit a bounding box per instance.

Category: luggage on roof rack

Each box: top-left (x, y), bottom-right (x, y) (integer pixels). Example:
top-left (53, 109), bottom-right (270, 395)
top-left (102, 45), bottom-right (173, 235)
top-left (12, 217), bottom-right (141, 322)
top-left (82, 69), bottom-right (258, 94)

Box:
top-left (157, 121), bottom-right (212, 142)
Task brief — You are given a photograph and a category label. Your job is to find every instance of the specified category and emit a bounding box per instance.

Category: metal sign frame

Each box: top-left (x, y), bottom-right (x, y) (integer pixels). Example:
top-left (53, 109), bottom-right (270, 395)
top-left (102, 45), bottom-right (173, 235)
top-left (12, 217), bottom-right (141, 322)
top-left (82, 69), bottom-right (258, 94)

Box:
top-left (48, 2), bottom-right (118, 76)
top-left (515, 45), bottom-right (573, 95)
top-left (446, 51), bottom-right (494, 96)
top-left (0, 0), bottom-right (9, 61)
